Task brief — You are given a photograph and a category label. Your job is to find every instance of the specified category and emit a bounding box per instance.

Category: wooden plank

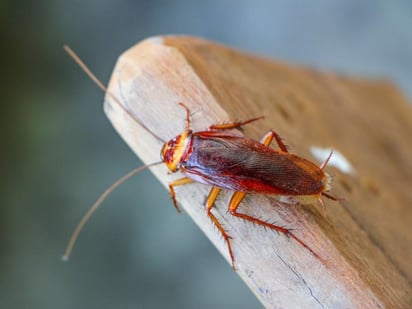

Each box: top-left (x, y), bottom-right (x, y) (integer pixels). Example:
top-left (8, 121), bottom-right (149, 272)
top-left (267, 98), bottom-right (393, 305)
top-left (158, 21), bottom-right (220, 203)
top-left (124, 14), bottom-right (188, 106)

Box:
top-left (104, 36), bottom-right (412, 308)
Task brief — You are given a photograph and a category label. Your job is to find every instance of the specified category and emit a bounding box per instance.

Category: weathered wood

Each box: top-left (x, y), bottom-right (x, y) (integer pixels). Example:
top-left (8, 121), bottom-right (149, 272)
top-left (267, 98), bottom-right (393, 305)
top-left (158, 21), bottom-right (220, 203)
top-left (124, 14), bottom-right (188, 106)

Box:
top-left (104, 36), bottom-right (412, 308)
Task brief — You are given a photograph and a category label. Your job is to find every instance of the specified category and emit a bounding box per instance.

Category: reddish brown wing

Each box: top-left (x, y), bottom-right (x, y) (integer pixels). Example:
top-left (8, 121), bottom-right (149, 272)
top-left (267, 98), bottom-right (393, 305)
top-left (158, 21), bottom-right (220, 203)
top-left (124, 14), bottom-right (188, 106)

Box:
top-left (181, 131), bottom-right (325, 196)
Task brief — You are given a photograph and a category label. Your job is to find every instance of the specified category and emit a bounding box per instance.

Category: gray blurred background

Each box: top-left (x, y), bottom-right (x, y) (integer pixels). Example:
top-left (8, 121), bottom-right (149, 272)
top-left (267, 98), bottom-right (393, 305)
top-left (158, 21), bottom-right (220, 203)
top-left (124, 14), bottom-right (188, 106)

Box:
top-left (2, 1), bottom-right (411, 308)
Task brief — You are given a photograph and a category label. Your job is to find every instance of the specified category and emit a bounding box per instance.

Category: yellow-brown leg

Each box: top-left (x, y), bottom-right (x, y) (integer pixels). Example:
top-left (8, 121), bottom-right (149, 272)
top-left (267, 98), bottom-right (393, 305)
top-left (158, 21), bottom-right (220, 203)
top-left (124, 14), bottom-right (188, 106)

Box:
top-left (206, 187), bottom-right (222, 208)
top-left (168, 177), bottom-right (194, 213)
top-left (208, 116), bottom-right (264, 131)
top-left (319, 192), bottom-right (344, 218)
top-left (260, 130), bottom-right (288, 152)
top-left (205, 187), bottom-right (237, 269)
top-left (228, 191), bottom-right (320, 260)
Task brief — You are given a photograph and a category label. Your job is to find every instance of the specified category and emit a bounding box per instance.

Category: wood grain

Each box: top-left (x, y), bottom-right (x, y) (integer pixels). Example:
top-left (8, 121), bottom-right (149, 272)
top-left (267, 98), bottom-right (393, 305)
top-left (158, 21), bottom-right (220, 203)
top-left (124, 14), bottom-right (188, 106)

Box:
top-left (104, 36), bottom-right (412, 308)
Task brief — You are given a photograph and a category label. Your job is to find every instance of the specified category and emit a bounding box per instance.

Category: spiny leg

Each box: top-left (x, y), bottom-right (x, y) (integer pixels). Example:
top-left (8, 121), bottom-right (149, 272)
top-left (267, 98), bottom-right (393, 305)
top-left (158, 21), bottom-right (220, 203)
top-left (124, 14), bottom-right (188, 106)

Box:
top-left (228, 191), bottom-right (320, 260)
top-left (208, 116), bottom-right (264, 131)
top-left (260, 130), bottom-right (288, 152)
top-left (168, 177), bottom-right (194, 213)
top-left (320, 191), bottom-right (345, 216)
top-left (205, 187), bottom-right (236, 270)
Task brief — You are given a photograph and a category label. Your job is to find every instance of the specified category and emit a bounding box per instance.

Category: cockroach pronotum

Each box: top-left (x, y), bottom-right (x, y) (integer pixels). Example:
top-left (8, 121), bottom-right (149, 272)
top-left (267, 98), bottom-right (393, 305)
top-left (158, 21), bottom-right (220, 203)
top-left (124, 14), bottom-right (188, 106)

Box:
top-left (63, 46), bottom-right (338, 269)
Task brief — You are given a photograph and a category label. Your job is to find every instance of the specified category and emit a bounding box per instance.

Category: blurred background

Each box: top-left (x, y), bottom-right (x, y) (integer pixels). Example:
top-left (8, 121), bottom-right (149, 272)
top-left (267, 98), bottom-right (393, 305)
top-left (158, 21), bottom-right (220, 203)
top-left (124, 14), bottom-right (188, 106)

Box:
top-left (2, 1), bottom-right (411, 308)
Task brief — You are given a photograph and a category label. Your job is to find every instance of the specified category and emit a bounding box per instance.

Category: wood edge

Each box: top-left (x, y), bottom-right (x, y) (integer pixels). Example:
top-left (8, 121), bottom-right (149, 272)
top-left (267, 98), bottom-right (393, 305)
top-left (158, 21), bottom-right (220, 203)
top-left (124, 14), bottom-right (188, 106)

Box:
top-left (102, 35), bottom-right (409, 308)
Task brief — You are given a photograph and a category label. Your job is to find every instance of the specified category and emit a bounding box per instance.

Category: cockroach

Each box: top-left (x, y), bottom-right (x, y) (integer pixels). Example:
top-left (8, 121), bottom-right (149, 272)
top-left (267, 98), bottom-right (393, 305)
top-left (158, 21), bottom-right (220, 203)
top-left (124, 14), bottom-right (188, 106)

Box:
top-left (63, 46), bottom-right (337, 269)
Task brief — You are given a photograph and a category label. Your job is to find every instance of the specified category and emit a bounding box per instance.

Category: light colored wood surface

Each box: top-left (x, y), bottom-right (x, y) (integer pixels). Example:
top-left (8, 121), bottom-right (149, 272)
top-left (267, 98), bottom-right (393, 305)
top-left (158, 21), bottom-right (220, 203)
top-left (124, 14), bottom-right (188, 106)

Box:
top-left (104, 36), bottom-right (412, 308)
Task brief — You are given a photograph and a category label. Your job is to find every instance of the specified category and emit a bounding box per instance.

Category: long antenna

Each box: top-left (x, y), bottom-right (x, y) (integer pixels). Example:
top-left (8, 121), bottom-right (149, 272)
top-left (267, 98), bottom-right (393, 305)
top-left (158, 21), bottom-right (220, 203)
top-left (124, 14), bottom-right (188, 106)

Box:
top-left (63, 45), bottom-right (165, 143)
top-left (63, 45), bottom-right (166, 260)
top-left (62, 161), bottom-right (163, 261)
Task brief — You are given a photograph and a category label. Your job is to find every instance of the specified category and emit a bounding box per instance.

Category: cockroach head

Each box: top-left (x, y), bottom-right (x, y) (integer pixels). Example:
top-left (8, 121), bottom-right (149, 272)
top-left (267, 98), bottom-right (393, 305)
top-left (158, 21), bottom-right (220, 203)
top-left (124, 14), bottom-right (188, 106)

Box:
top-left (161, 130), bottom-right (192, 172)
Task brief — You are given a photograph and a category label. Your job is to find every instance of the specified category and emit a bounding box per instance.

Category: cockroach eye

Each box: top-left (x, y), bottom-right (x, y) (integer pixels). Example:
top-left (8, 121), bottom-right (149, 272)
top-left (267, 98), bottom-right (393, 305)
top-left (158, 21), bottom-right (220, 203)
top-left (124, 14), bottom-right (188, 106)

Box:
top-left (160, 143), bottom-right (167, 161)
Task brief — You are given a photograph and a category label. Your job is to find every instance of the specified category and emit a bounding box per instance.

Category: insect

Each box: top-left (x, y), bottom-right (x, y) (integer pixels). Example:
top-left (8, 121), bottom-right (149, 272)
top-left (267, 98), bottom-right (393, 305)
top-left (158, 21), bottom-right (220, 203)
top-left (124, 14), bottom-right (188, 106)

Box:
top-left (161, 103), bottom-right (336, 268)
top-left (63, 46), bottom-right (337, 270)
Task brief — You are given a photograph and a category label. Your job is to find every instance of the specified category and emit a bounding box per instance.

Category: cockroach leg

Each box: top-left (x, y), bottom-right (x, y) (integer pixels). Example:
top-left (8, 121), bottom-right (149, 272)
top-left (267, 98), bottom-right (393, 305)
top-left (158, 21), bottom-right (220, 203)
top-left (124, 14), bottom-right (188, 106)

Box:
top-left (168, 177), bottom-right (194, 213)
top-left (228, 191), bottom-right (320, 260)
top-left (317, 196), bottom-right (327, 218)
top-left (208, 116), bottom-right (264, 131)
top-left (261, 130), bottom-right (288, 152)
top-left (205, 187), bottom-right (236, 269)
top-left (206, 187), bottom-right (222, 207)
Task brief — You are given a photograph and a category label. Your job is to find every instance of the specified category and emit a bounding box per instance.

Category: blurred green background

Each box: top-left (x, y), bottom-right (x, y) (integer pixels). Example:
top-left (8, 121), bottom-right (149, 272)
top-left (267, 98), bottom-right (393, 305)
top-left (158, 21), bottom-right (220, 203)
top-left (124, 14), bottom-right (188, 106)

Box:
top-left (2, 1), bottom-right (411, 308)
